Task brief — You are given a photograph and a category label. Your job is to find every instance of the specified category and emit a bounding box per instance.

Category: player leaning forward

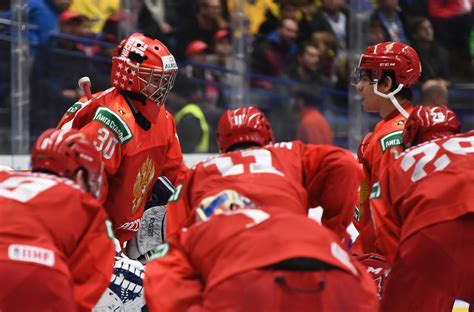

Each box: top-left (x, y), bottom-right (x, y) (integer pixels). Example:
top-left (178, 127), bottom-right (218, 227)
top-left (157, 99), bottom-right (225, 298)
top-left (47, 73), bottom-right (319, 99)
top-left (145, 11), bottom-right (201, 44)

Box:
top-left (145, 107), bottom-right (379, 311)
top-left (0, 129), bottom-right (115, 311)
top-left (57, 33), bottom-right (187, 247)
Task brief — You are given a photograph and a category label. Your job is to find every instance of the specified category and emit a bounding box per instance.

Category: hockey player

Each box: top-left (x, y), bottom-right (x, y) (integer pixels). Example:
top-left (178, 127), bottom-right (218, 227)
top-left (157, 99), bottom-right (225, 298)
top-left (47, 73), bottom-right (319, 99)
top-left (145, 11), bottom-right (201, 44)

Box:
top-left (145, 190), bottom-right (379, 311)
top-left (351, 41), bottom-right (421, 255)
top-left (166, 106), bottom-right (363, 244)
top-left (0, 128), bottom-right (115, 312)
top-left (370, 105), bottom-right (474, 311)
top-left (57, 32), bottom-right (187, 247)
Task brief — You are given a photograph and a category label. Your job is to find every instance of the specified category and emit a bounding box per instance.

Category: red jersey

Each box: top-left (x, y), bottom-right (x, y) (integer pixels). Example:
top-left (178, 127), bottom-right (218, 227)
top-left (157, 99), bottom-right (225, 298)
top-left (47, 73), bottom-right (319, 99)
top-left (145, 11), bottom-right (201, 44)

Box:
top-left (57, 87), bottom-right (187, 243)
top-left (354, 102), bottom-right (415, 254)
top-left (166, 141), bottom-right (362, 242)
top-left (0, 171), bottom-right (115, 311)
top-left (373, 131), bottom-right (474, 263)
top-left (146, 210), bottom-right (373, 312)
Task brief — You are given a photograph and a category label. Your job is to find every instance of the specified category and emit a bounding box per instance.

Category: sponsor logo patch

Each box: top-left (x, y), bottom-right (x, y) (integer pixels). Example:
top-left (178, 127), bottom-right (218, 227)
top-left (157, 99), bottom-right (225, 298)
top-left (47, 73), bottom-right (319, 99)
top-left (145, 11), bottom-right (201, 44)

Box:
top-left (370, 181), bottom-right (381, 199)
top-left (93, 107), bottom-right (133, 144)
top-left (161, 55), bottom-right (178, 70)
top-left (379, 130), bottom-right (403, 152)
top-left (8, 244), bottom-right (55, 267)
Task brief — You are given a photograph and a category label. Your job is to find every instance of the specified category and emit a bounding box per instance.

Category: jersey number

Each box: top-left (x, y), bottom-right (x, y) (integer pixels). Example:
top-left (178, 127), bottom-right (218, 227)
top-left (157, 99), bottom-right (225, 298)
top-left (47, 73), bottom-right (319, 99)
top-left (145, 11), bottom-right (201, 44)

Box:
top-left (401, 136), bottom-right (474, 182)
top-left (204, 149), bottom-right (284, 177)
top-left (94, 127), bottom-right (119, 160)
top-left (0, 177), bottom-right (57, 202)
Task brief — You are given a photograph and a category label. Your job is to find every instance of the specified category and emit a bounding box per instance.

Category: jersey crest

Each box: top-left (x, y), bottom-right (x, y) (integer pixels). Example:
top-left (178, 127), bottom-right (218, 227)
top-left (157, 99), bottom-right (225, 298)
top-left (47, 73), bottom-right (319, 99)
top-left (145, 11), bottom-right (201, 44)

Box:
top-left (132, 157), bottom-right (155, 215)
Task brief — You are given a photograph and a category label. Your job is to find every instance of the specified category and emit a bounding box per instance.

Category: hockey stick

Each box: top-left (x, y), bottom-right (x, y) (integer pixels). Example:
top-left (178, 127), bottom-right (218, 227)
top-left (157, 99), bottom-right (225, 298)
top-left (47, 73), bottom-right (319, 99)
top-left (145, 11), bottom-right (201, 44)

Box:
top-left (78, 76), bottom-right (93, 100)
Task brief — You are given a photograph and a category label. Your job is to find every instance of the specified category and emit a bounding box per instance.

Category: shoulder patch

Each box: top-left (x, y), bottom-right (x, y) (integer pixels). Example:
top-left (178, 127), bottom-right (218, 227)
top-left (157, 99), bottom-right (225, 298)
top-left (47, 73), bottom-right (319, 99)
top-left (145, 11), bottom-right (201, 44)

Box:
top-left (147, 242), bottom-right (170, 261)
top-left (93, 106), bottom-right (133, 144)
top-left (66, 102), bottom-right (83, 114)
top-left (379, 130), bottom-right (403, 152)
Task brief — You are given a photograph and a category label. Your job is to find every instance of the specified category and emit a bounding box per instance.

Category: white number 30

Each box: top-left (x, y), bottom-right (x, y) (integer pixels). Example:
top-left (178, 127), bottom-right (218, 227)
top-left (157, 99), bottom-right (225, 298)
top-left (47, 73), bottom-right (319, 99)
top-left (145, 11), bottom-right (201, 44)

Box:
top-left (93, 127), bottom-right (119, 160)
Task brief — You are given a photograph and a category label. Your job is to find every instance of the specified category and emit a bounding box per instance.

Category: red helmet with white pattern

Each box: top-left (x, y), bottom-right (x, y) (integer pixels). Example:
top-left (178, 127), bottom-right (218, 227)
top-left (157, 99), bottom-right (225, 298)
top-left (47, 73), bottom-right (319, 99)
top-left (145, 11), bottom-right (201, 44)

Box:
top-left (217, 107), bottom-right (275, 152)
top-left (111, 33), bottom-right (178, 119)
top-left (402, 105), bottom-right (461, 149)
top-left (358, 41), bottom-right (421, 87)
top-left (32, 128), bottom-right (104, 198)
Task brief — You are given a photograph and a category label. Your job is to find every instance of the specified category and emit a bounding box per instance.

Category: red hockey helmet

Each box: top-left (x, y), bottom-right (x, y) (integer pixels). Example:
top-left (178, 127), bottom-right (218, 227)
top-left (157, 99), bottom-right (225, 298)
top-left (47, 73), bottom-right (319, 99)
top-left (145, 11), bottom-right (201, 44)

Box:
top-left (217, 106), bottom-right (275, 153)
top-left (402, 105), bottom-right (461, 149)
top-left (32, 128), bottom-right (104, 198)
top-left (357, 41), bottom-right (421, 87)
top-left (111, 33), bottom-right (178, 117)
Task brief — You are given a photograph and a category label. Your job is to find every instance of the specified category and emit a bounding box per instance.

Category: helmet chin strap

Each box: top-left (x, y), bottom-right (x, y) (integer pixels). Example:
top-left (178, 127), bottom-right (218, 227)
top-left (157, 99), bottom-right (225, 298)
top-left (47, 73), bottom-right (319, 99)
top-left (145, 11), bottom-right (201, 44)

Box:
top-left (372, 81), bottom-right (409, 118)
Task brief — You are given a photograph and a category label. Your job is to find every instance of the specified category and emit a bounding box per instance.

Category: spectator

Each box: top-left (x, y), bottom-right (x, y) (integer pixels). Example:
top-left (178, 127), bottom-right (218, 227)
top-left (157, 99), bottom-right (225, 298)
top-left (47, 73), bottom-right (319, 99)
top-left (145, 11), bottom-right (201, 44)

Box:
top-left (170, 74), bottom-right (222, 153)
top-left (1, 0), bottom-right (71, 51)
top-left (286, 41), bottom-right (323, 86)
top-left (367, 19), bottom-right (386, 45)
top-left (258, 0), bottom-right (312, 43)
top-left (370, 0), bottom-right (408, 43)
top-left (293, 88), bottom-right (334, 145)
top-left (227, 0), bottom-right (278, 35)
top-left (409, 16), bottom-right (450, 82)
top-left (420, 79), bottom-right (449, 106)
top-left (311, 31), bottom-right (338, 86)
top-left (100, 11), bottom-right (125, 55)
top-left (175, 0), bottom-right (229, 60)
top-left (310, 0), bottom-right (349, 52)
top-left (252, 18), bottom-right (299, 78)
top-left (207, 29), bottom-right (233, 109)
top-left (183, 40), bottom-right (220, 108)
top-left (30, 10), bottom-right (110, 141)
top-left (208, 29), bottom-right (232, 69)
top-left (138, 0), bottom-right (175, 47)
top-left (428, 0), bottom-right (472, 81)
top-left (69, 0), bottom-right (119, 33)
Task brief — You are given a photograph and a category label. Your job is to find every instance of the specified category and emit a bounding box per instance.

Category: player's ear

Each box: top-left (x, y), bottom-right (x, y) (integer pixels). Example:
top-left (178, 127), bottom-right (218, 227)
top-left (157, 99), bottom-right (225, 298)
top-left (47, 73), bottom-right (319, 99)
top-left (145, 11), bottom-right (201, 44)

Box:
top-left (74, 169), bottom-right (88, 193)
top-left (379, 75), bottom-right (393, 93)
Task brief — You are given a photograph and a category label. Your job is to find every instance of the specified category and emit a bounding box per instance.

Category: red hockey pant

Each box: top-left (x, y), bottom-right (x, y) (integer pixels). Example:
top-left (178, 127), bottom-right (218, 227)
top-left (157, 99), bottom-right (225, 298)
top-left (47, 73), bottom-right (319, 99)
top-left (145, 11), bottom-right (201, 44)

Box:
top-left (381, 213), bottom-right (474, 312)
top-left (194, 268), bottom-right (379, 311)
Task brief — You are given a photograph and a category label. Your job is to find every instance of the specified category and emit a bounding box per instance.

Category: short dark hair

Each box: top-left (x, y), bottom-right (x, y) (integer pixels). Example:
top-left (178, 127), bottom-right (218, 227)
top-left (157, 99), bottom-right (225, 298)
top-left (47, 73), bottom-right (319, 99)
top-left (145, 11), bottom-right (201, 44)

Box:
top-left (380, 70), bottom-right (413, 101)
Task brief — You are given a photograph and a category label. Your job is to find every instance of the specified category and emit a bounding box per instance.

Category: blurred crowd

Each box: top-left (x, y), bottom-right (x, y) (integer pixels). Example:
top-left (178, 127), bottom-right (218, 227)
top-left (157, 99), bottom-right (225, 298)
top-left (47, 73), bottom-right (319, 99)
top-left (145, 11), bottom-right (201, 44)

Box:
top-left (0, 0), bottom-right (473, 153)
